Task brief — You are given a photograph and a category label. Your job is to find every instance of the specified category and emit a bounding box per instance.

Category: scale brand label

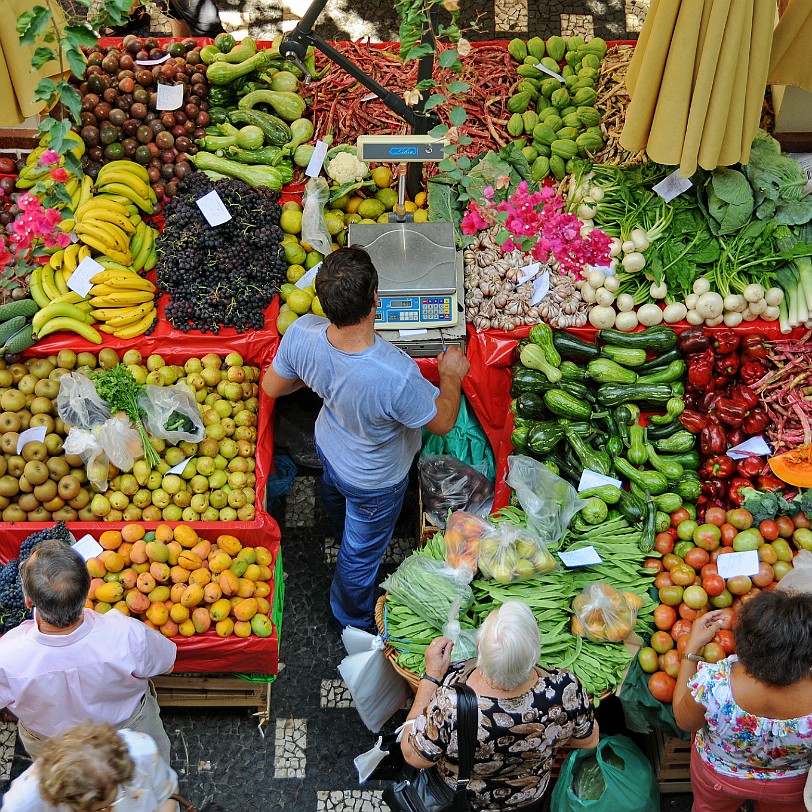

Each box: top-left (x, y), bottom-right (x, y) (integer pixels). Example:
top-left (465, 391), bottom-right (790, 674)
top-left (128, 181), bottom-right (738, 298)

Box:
top-left (389, 146), bottom-right (419, 157)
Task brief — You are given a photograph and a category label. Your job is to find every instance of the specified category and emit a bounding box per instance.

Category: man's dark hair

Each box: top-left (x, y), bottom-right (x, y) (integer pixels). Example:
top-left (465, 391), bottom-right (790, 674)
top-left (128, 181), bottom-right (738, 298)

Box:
top-left (315, 246), bottom-right (377, 328)
top-left (21, 539), bottom-right (89, 628)
top-left (734, 588), bottom-right (812, 686)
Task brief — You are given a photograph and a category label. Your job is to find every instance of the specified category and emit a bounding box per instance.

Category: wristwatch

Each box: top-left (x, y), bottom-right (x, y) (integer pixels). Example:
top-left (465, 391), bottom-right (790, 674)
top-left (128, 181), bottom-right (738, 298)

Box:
top-left (420, 673), bottom-right (442, 687)
top-left (686, 652), bottom-right (706, 663)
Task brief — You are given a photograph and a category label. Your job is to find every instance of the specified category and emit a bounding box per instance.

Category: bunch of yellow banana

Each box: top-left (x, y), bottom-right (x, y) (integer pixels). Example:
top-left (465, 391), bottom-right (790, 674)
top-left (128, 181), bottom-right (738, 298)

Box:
top-left (94, 160), bottom-right (158, 217)
top-left (89, 268), bottom-right (158, 340)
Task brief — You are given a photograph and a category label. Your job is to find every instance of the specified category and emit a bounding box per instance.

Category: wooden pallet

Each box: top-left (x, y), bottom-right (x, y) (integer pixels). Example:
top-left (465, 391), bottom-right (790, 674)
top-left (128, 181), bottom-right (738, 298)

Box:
top-left (153, 675), bottom-right (272, 725)
top-left (644, 729), bottom-right (692, 794)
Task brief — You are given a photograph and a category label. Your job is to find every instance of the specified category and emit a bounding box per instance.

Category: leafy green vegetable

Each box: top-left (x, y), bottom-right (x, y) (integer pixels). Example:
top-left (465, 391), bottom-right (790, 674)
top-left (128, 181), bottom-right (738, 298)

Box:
top-left (426, 178), bottom-right (463, 246)
top-left (705, 167), bottom-right (754, 235)
top-left (165, 410), bottom-right (196, 434)
top-left (93, 365), bottom-right (160, 467)
top-left (740, 487), bottom-right (799, 524)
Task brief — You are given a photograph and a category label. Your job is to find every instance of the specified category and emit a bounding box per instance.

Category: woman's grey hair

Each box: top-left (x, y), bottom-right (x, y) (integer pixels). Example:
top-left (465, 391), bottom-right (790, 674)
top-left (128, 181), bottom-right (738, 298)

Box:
top-left (21, 539), bottom-right (89, 628)
top-left (477, 600), bottom-right (541, 691)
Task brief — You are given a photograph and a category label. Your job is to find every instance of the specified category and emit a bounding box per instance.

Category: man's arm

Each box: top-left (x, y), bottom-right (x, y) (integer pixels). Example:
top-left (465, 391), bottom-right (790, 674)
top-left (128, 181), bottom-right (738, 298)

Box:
top-left (262, 365), bottom-right (306, 399)
top-left (423, 347), bottom-right (470, 436)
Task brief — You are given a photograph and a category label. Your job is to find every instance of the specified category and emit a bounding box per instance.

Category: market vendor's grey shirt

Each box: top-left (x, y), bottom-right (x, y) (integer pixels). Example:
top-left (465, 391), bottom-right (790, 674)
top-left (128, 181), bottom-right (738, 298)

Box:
top-left (273, 315), bottom-right (439, 489)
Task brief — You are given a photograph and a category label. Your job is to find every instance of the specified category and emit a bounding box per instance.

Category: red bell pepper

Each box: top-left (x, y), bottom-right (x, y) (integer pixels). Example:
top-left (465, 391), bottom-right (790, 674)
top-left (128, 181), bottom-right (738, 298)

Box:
top-left (758, 473), bottom-right (785, 493)
top-left (712, 329), bottom-right (740, 354)
top-left (701, 477), bottom-right (728, 499)
top-left (715, 397), bottom-right (746, 427)
top-left (740, 360), bottom-right (768, 386)
top-left (679, 409), bottom-right (708, 433)
top-left (714, 353), bottom-right (740, 376)
top-left (687, 349), bottom-right (715, 389)
top-left (728, 477), bottom-right (753, 506)
top-left (699, 390), bottom-right (723, 413)
top-left (678, 327), bottom-right (710, 354)
top-left (730, 384), bottom-right (759, 411)
top-left (727, 426), bottom-right (747, 448)
top-left (740, 333), bottom-right (769, 362)
top-left (700, 416), bottom-right (727, 456)
top-left (742, 407), bottom-right (769, 434)
top-left (736, 455), bottom-right (764, 479)
top-left (702, 455), bottom-right (737, 479)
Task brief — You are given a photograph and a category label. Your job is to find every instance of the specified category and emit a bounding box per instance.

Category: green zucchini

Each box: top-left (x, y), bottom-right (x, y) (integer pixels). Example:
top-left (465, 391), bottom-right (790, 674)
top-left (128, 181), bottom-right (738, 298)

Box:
top-left (552, 330), bottom-right (600, 360)
top-left (581, 497), bottom-right (609, 525)
top-left (586, 358), bottom-right (638, 385)
top-left (227, 109), bottom-right (292, 147)
top-left (618, 489), bottom-right (645, 524)
top-left (660, 450), bottom-right (700, 470)
top-left (627, 423), bottom-right (647, 466)
top-left (543, 389), bottom-right (593, 420)
top-left (604, 412), bottom-right (624, 459)
top-left (510, 393), bottom-right (550, 419)
top-left (565, 430), bottom-right (611, 475)
top-left (520, 343), bottom-right (562, 383)
top-left (641, 495), bottom-right (657, 552)
top-left (645, 444), bottom-right (684, 481)
top-left (635, 346), bottom-right (682, 373)
top-left (528, 323), bottom-right (561, 366)
top-left (614, 458), bottom-right (669, 495)
top-left (595, 383), bottom-right (674, 408)
top-left (559, 360), bottom-right (587, 382)
top-left (599, 345), bottom-right (648, 367)
top-left (645, 419), bottom-right (683, 441)
top-left (238, 89), bottom-right (307, 121)
top-left (675, 475), bottom-right (702, 501)
top-left (598, 325), bottom-right (677, 352)
top-left (511, 366), bottom-right (551, 393)
top-left (511, 425), bottom-right (530, 451)
top-left (653, 431), bottom-right (696, 453)
top-left (527, 423), bottom-right (566, 455)
top-left (655, 511), bottom-right (672, 533)
top-left (578, 484), bottom-right (623, 504)
top-left (636, 360), bottom-right (687, 386)
top-left (649, 397), bottom-right (685, 425)
top-left (652, 492), bottom-right (683, 513)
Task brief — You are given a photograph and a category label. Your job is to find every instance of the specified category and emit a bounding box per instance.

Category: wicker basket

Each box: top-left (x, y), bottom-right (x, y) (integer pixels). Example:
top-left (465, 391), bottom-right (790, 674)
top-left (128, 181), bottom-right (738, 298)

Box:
top-left (375, 595), bottom-right (422, 693)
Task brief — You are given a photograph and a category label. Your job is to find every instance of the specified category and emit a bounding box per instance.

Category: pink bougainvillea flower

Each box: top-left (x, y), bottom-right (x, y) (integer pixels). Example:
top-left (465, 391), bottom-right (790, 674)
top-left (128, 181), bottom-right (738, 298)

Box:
top-left (39, 150), bottom-right (59, 166)
top-left (49, 167), bottom-right (69, 183)
top-left (482, 185), bottom-right (494, 200)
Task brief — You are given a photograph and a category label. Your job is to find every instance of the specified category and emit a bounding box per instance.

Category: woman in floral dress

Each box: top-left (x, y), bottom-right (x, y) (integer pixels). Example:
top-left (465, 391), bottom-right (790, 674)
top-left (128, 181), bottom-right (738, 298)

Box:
top-left (673, 589), bottom-right (812, 812)
top-left (400, 600), bottom-right (600, 811)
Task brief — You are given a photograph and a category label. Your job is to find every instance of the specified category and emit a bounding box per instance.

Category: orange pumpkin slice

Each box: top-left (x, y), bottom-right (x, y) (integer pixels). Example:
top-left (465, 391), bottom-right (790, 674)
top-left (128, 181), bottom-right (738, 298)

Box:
top-left (768, 445), bottom-right (812, 487)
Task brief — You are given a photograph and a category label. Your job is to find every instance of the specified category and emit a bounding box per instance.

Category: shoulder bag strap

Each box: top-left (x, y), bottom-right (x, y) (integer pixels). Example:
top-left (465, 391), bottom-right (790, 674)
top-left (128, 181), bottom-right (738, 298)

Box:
top-left (452, 684), bottom-right (478, 787)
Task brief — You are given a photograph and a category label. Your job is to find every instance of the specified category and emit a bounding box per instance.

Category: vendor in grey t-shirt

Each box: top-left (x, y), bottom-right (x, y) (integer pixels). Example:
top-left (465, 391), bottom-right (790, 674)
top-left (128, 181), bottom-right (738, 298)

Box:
top-left (263, 246), bottom-right (470, 631)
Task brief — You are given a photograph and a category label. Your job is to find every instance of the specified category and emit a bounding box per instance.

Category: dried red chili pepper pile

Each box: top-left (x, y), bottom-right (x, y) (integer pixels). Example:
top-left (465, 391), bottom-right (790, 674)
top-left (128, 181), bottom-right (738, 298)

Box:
top-left (753, 331), bottom-right (812, 453)
top-left (302, 42), bottom-right (514, 157)
top-left (675, 327), bottom-right (777, 515)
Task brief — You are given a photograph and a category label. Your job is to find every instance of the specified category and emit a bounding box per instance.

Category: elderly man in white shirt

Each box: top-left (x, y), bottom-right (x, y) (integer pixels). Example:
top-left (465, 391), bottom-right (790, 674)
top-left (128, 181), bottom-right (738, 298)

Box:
top-left (0, 540), bottom-right (176, 762)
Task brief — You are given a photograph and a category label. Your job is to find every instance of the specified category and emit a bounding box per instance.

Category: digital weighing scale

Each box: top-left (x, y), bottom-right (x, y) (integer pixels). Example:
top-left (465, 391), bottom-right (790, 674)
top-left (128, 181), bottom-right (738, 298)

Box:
top-left (348, 135), bottom-right (466, 357)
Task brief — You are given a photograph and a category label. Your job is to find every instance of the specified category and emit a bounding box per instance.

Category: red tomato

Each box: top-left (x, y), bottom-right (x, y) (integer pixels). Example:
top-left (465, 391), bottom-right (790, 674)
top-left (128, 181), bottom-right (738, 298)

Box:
top-left (678, 602), bottom-right (699, 621)
top-left (702, 574), bottom-right (727, 597)
top-left (648, 671), bottom-right (676, 703)
top-left (662, 553), bottom-right (682, 571)
top-left (671, 618), bottom-right (693, 640)
top-left (700, 563), bottom-right (719, 578)
top-left (644, 557), bottom-right (664, 572)
top-left (704, 506), bottom-right (727, 527)
top-left (662, 649), bottom-right (681, 677)
top-left (684, 547), bottom-right (710, 571)
top-left (671, 565), bottom-right (697, 586)
top-left (650, 630), bottom-right (675, 653)
top-left (677, 635), bottom-right (691, 656)
top-left (794, 512), bottom-right (811, 529)
top-left (654, 533), bottom-right (675, 555)
top-left (659, 585), bottom-right (684, 606)
top-left (727, 509), bottom-right (753, 530)
top-left (653, 604), bottom-right (677, 631)
top-left (757, 520), bottom-right (778, 541)
top-left (713, 629), bottom-right (736, 655)
top-left (702, 642), bottom-right (726, 663)
top-left (718, 607), bottom-right (736, 629)
top-left (776, 516), bottom-right (796, 538)
top-left (719, 523), bottom-right (738, 547)
top-left (654, 571), bottom-right (674, 589)
top-left (670, 507), bottom-right (690, 527)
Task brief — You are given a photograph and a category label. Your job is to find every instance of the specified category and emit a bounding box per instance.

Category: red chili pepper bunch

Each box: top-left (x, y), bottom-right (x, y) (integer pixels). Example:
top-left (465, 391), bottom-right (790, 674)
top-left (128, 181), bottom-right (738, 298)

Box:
top-left (677, 328), bottom-right (770, 455)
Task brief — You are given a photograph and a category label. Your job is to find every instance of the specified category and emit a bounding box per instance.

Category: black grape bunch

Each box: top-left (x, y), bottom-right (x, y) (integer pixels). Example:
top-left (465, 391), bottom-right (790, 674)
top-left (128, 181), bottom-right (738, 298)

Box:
top-left (0, 522), bottom-right (72, 634)
top-left (155, 174), bottom-right (287, 334)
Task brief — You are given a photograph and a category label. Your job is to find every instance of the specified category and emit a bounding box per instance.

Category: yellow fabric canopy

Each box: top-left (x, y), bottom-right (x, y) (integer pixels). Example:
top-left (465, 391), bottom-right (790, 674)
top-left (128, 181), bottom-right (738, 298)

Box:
top-left (768, 0), bottom-right (812, 93)
top-left (0, 0), bottom-right (67, 127)
top-left (620, 0), bottom-right (774, 176)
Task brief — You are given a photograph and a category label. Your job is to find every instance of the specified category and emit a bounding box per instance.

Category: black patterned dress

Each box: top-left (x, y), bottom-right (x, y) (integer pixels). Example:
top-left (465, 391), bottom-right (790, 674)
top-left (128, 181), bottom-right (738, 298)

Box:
top-left (409, 661), bottom-right (595, 811)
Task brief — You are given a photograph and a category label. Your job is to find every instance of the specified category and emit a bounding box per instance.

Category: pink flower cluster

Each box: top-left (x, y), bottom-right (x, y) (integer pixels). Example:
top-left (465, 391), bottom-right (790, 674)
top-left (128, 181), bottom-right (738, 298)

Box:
top-left (461, 180), bottom-right (611, 278)
top-left (0, 192), bottom-right (70, 276)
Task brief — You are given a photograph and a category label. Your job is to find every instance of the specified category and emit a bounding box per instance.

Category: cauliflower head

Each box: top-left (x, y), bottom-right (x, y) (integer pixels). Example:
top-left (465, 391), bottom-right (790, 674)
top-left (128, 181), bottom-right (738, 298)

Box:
top-left (326, 151), bottom-right (369, 184)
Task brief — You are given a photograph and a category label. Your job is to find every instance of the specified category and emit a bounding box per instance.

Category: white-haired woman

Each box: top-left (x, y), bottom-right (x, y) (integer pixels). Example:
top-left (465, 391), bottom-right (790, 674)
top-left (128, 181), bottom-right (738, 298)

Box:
top-left (400, 600), bottom-right (599, 811)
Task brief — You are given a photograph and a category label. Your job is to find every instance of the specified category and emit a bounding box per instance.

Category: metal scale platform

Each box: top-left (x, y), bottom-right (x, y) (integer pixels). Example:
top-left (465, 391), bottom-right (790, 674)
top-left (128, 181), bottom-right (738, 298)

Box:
top-left (348, 135), bottom-right (466, 357)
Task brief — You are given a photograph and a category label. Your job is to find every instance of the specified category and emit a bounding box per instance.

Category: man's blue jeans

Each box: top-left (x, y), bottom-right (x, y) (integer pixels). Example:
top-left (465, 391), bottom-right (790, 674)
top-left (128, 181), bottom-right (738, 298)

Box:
top-left (317, 447), bottom-right (409, 630)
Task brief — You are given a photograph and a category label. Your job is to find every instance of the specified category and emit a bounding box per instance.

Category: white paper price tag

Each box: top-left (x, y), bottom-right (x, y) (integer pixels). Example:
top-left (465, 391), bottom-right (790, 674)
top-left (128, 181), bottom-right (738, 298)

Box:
top-left (653, 168), bottom-right (692, 202)
top-left (156, 82), bottom-right (184, 111)
top-left (136, 53), bottom-right (170, 66)
top-left (360, 92), bottom-right (378, 102)
top-left (518, 262), bottom-right (540, 286)
top-left (399, 328), bottom-right (429, 337)
top-left (17, 426), bottom-right (47, 455)
top-left (534, 63), bottom-right (564, 82)
top-left (727, 435), bottom-right (771, 460)
top-left (68, 256), bottom-right (103, 297)
top-left (167, 458), bottom-right (189, 475)
top-left (306, 140), bottom-right (330, 177)
top-left (73, 534), bottom-right (103, 561)
top-left (530, 270), bottom-right (550, 305)
top-left (789, 153), bottom-right (812, 197)
top-left (717, 550), bottom-right (760, 579)
top-left (196, 189), bottom-right (232, 226)
top-left (295, 262), bottom-right (321, 289)
top-left (559, 546), bottom-right (603, 568)
top-left (578, 469), bottom-right (623, 492)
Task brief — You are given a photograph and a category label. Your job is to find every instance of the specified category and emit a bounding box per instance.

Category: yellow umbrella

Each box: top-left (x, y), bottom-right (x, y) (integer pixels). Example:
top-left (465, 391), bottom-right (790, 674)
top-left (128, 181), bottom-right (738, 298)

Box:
top-left (620, 0), bottom-right (775, 176)
top-left (0, 0), bottom-right (68, 127)
top-left (768, 0), bottom-right (812, 93)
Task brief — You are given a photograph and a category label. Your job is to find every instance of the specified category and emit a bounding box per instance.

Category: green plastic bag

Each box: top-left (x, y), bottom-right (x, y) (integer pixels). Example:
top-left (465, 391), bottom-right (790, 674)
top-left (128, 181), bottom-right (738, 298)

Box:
top-left (617, 657), bottom-right (688, 739)
top-left (551, 735), bottom-right (659, 812)
top-left (421, 395), bottom-right (495, 481)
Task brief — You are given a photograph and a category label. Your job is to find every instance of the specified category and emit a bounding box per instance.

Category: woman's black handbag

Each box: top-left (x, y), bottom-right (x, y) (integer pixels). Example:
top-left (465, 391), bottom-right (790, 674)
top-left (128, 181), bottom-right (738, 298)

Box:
top-left (382, 684), bottom-right (478, 812)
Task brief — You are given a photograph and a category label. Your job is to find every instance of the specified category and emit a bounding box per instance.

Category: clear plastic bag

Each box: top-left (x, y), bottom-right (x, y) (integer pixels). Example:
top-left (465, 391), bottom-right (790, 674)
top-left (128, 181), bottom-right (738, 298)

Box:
top-left (381, 554), bottom-right (473, 632)
top-left (478, 522), bottom-right (558, 583)
top-left (443, 511), bottom-right (491, 575)
top-left (97, 415), bottom-right (144, 472)
top-left (57, 372), bottom-right (110, 429)
top-left (139, 383), bottom-right (204, 444)
top-left (571, 583), bottom-right (640, 643)
top-left (63, 427), bottom-right (110, 491)
top-left (776, 549), bottom-right (812, 595)
top-left (418, 455), bottom-right (494, 529)
top-left (442, 596), bottom-right (478, 661)
top-left (301, 176), bottom-right (332, 255)
top-left (507, 454), bottom-right (587, 549)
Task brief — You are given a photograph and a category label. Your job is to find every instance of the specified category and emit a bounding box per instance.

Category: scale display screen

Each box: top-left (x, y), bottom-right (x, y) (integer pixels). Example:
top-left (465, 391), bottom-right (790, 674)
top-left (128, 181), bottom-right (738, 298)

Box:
top-left (376, 294), bottom-right (454, 325)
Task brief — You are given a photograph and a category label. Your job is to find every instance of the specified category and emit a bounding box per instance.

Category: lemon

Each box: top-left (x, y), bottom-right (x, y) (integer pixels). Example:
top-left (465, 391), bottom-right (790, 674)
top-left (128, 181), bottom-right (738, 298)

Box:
top-left (413, 208), bottom-right (429, 223)
top-left (286, 264), bottom-right (306, 283)
top-left (311, 295), bottom-right (325, 317)
top-left (282, 201), bottom-right (302, 212)
top-left (331, 242), bottom-right (340, 252)
top-left (279, 283), bottom-right (296, 302)
top-left (281, 232), bottom-right (299, 243)
top-left (276, 309), bottom-right (299, 334)
top-left (377, 213), bottom-right (390, 223)
top-left (287, 289), bottom-right (313, 315)
top-left (360, 218), bottom-right (376, 224)
top-left (280, 209), bottom-right (302, 234)
top-left (283, 242), bottom-right (307, 265)
top-left (374, 187), bottom-right (398, 210)
top-left (305, 285), bottom-right (317, 297)
top-left (371, 166), bottom-right (393, 188)
top-left (336, 230), bottom-right (347, 246)
top-left (345, 213), bottom-right (362, 225)
top-left (299, 240), bottom-right (313, 253)
top-left (357, 198), bottom-right (386, 219)
top-left (414, 191), bottom-right (427, 207)
top-left (346, 196), bottom-right (363, 214)
top-left (305, 250), bottom-right (324, 269)
top-left (403, 201), bottom-right (417, 212)
top-left (324, 211), bottom-right (345, 236)
top-left (332, 194), bottom-right (350, 210)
